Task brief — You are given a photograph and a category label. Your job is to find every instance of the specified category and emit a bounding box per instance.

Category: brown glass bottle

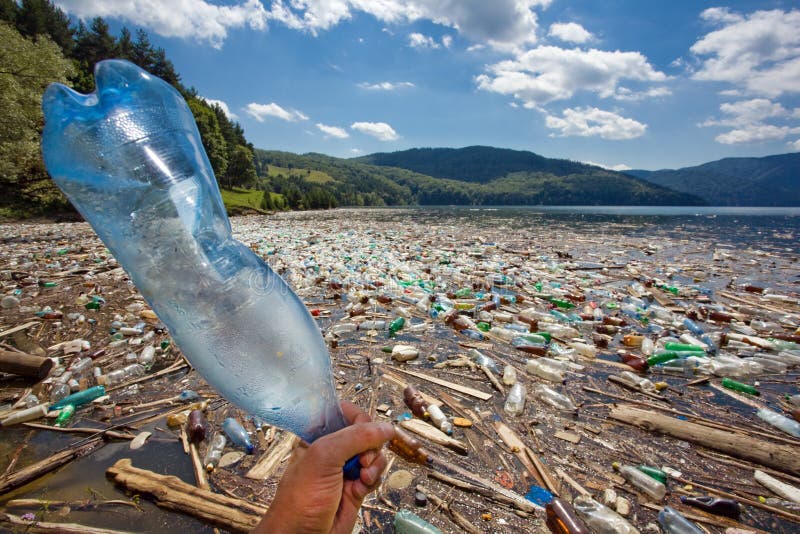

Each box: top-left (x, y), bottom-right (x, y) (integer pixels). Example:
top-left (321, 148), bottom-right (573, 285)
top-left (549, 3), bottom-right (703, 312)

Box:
top-left (545, 497), bottom-right (590, 534)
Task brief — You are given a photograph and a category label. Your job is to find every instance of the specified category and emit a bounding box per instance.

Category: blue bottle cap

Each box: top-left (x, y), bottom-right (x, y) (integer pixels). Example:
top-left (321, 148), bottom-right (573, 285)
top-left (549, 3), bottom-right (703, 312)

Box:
top-left (343, 455), bottom-right (361, 480)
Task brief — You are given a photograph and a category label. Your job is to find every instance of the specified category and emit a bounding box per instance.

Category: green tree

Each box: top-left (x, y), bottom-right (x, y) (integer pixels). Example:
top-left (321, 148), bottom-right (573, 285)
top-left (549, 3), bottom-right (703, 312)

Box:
top-left (225, 145), bottom-right (257, 189)
top-left (0, 22), bottom-right (74, 214)
top-left (188, 98), bottom-right (228, 180)
top-left (14, 0), bottom-right (73, 55)
top-left (72, 17), bottom-right (117, 92)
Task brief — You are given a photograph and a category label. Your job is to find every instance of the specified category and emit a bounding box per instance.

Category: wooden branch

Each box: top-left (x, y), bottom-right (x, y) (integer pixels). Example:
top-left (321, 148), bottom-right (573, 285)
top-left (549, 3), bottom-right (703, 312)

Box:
top-left (0, 321), bottom-right (40, 339)
top-left (189, 443), bottom-right (209, 490)
top-left (494, 421), bottom-right (560, 496)
top-left (0, 350), bottom-right (53, 379)
top-left (427, 470), bottom-right (536, 513)
top-left (0, 513), bottom-right (135, 534)
top-left (387, 367), bottom-right (493, 400)
top-left (480, 365), bottom-right (505, 393)
top-left (608, 404), bottom-right (800, 475)
top-left (5, 498), bottom-right (140, 511)
top-left (106, 458), bottom-right (266, 533)
top-left (416, 484), bottom-right (482, 534)
top-left (0, 438), bottom-right (103, 495)
top-left (22, 422), bottom-right (134, 441)
top-left (399, 419), bottom-right (468, 455)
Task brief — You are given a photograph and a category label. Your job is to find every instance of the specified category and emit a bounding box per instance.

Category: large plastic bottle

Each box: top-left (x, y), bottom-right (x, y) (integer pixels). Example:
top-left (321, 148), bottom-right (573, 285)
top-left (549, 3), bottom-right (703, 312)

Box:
top-left (223, 417), bottom-right (255, 454)
top-left (657, 505), bottom-right (703, 534)
top-left (614, 462), bottom-right (666, 500)
top-left (756, 408), bottom-right (800, 438)
top-left (504, 382), bottom-right (526, 415)
top-left (42, 60), bottom-right (349, 445)
top-left (533, 384), bottom-right (577, 414)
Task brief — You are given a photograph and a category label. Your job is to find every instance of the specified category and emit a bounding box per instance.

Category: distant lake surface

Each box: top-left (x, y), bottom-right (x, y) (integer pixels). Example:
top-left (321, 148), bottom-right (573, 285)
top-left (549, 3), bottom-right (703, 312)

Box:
top-left (316, 205), bottom-right (799, 253)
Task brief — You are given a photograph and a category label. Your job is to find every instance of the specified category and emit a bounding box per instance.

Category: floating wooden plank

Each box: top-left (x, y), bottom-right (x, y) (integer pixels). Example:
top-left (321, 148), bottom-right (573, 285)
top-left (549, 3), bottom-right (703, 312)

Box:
top-left (0, 321), bottom-right (40, 339)
top-left (554, 430), bottom-right (581, 444)
top-left (387, 367), bottom-right (493, 401)
top-left (0, 512), bottom-right (135, 534)
top-left (106, 458), bottom-right (265, 533)
top-left (609, 404), bottom-right (800, 476)
top-left (245, 433), bottom-right (297, 480)
top-left (0, 439), bottom-right (103, 495)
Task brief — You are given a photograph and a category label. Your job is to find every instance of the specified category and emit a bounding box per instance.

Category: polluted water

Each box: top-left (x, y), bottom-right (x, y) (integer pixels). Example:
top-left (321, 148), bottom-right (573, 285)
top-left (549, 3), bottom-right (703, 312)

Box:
top-left (0, 205), bottom-right (799, 533)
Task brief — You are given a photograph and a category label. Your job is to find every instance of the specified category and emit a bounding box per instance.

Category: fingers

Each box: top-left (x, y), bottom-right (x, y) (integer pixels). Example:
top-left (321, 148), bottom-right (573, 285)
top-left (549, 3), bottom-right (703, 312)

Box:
top-left (340, 401), bottom-right (371, 425)
top-left (312, 422), bottom-right (395, 468)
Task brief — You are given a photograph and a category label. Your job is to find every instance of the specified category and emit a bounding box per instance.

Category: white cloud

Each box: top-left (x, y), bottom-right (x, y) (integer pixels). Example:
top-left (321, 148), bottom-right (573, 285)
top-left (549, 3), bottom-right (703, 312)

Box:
top-left (351, 121), bottom-right (400, 141)
top-left (409, 32), bottom-right (439, 49)
top-left (442, 35), bottom-right (453, 48)
top-left (690, 9), bottom-right (800, 97)
top-left (476, 46), bottom-right (667, 107)
top-left (316, 123), bottom-right (349, 139)
top-left (245, 102), bottom-right (308, 122)
top-left (614, 86), bottom-right (672, 101)
top-left (700, 7), bottom-right (744, 25)
top-left (789, 139), bottom-right (800, 151)
top-left (358, 81), bottom-right (415, 90)
top-left (201, 97), bottom-right (238, 120)
top-left (702, 98), bottom-right (789, 127)
top-left (350, 148), bottom-right (363, 154)
top-left (716, 124), bottom-right (800, 144)
top-left (548, 22), bottom-right (592, 44)
top-left (55, 0), bottom-right (267, 48)
top-left (584, 161), bottom-right (632, 171)
top-left (55, 0), bottom-right (553, 51)
top-left (545, 107), bottom-right (647, 140)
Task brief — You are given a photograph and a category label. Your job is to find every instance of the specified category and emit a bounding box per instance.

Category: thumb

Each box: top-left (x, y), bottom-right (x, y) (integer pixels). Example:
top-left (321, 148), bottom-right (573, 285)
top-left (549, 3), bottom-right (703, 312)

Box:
top-left (311, 422), bottom-right (395, 468)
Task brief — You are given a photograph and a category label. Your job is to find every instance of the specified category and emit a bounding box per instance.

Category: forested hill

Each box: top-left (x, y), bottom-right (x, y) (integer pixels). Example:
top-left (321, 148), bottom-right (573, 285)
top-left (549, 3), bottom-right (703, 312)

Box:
top-left (627, 153), bottom-right (800, 206)
top-left (355, 146), bottom-right (596, 183)
top-left (255, 149), bottom-right (705, 207)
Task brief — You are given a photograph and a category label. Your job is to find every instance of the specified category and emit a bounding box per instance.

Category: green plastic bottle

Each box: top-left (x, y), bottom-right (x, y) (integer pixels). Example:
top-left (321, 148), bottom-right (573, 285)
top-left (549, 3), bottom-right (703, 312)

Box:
top-left (637, 465), bottom-right (667, 484)
top-left (388, 317), bottom-right (406, 338)
top-left (49, 385), bottom-right (106, 411)
top-left (54, 404), bottom-right (75, 427)
top-left (549, 298), bottom-right (576, 310)
top-left (647, 351), bottom-right (679, 366)
top-left (721, 377), bottom-right (759, 396)
top-left (476, 321), bottom-right (491, 332)
top-left (664, 342), bottom-right (704, 352)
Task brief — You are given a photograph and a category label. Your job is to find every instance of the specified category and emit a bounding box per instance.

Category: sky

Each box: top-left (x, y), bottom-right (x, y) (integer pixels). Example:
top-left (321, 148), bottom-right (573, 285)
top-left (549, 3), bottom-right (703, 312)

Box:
top-left (53, 1), bottom-right (800, 171)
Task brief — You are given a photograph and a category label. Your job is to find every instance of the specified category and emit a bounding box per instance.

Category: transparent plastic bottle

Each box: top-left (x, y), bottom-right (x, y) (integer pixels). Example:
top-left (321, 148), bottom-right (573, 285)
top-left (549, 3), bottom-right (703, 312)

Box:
top-left (222, 417), bottom-right (254, 454)
top-left (572, 496), bottom-right (639, 534)
top-left (526, 358), bottom-right (565, 383)
top-left (426, 405), bottom-right (453, 435)
top-left (502, 364), bottom-right (518, 386)
top-left (756, 408), bottom-right (800, 438)
top-left (203, 433), bottom-right (227, 471)
top-left (657, 505), bottom-right (703, 534)
top-left (614, 463), bottom-right (666, 500)
top-left (533, 384), bottom-right (576, 414)
top-left (504, 382), bottom-right (526, 415)
top-left (42, 60), bottom-right (349, 445)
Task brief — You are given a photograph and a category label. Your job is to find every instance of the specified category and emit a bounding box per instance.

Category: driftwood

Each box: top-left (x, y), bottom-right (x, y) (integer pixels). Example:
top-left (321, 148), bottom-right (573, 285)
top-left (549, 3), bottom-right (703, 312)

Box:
top-left (106, 458), bottom-right (266, 533)
top-left (0, 512), bottom-right (135, 534)
top-left (608, 404), bottom-right (800, 476)
top-left (0, 321), bottom-right (40, 340)
top-left (245, 432), bottom-right (298, 480)
top-left (428, 470), bottom-right (536, 513)
top-left (494, 421), bottom-right (560, 496)
top-left (22, 422), bottom-right (135, 441)
top-left (416, 484), bottom-right (482, 534)
top-left (0, 350), bottom-right (53, 379)
top-left (189, 442), bottom-right (209, 490)
top-left (399, 418), bottom-right (469, 455)
top-left (0, 438), bottom-right (103, 495)
top-left (5, 498), bottom-right (140, 511)
top-left (388, 367), bottom-right (494, 400)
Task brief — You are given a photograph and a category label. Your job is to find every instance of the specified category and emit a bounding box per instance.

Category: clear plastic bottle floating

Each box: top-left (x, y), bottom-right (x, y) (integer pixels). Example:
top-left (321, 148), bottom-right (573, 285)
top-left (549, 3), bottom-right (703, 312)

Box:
top-left (41, 60), bottom-right (356, 473)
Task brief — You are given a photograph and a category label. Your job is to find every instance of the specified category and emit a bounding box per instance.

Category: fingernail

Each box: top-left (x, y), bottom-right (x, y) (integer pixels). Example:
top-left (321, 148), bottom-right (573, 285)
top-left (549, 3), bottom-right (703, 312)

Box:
top-left (361, 450), bottom-right (377, 466)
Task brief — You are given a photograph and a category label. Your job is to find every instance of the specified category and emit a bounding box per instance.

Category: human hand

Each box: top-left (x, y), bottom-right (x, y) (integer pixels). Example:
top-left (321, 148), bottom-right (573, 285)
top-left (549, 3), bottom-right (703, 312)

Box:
top-left (253, 401), bottom-right (394, 533)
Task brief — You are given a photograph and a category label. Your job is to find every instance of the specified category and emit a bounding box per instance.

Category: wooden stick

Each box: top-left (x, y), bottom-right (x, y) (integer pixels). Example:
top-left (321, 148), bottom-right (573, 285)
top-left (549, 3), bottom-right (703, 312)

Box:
top-left (0, 438), bottom-right (103, 494)
top-left (245, 433), bottom-right (297, 480)
top-left (22, 422), bottom-right (135, 441)
top-left (416, 484), bottom-right (482, 534)
top-left (481, 365), bottom-right (505, 393)
top-left (106, 458), bottom-right (266, 533)
top-left (0, 350), bottom-right (53, 379)
top-left (608, 404), bottom-right (800, 476)
top-left (494, 421), bottom-right (560, 496)
top-left (5, 498), bottom-right (140, 511)
top-left (607, 375), bottom-right (670, 403)
top-left (0, 513), bottom-right (135, 534)
top-left (399, 419), bottom-right (469, 455)
top-left (427, 470), bottom-right (535, 513)
top-left (387, 367), bottom-right (493, 400)
top-left (0, 321), bottom-right (40, 339)
top-left (189, 442), bottom-right (209, 490)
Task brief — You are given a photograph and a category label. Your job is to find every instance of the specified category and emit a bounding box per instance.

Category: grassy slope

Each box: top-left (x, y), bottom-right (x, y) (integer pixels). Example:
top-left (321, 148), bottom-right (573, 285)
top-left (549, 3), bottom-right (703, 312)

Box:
top-left (220, 187), bottom-right (268, 215)
top-left (265, 164), bottom-right (336, 184)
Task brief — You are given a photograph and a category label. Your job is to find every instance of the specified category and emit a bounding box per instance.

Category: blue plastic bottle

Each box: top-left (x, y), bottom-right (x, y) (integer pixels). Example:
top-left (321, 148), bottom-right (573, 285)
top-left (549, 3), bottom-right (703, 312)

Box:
top-left (222, 417), bottom-right (254, 454)
top-left (41, 60), bottom-right (350, 448)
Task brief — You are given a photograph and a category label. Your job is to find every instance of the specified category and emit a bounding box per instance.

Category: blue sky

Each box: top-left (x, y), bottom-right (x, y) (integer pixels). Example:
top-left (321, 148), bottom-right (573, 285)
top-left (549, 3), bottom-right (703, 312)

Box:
top-left (55, 1), bottom-right (800, 170)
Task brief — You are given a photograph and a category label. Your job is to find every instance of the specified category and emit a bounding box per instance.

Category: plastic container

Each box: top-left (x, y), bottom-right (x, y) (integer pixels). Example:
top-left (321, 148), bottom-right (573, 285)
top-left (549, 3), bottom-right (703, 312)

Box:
top-left (756, 408), bottom-right (800, 438)
top-left (502, 365), bottom-right (518, 386)
top-left (426, 405), bottom-right (452, 435)
top-left (679, 495), bottom-right (741, 518)
top-left (54, 404), bottom-right (76, 427)
top-left (187, 409), bottom-right (207, 444)
top-left (49, 385), bottom-right (106, 411)
top-left (721, 377), bottom-right (759, 396)
top-left (657, 505), bottom-right (703, 534)
top-left (0, 404), bottom-right (49, 427)
top-left (504, 382), bottom-right (526, 415)
top-left (203, 433), bottom-right (226, 471)
top-left (222, 417), bottom-right (254, 454)
top-left (533, 384), bottom-right (576, 414)
top-left (42, 60), bottom-right (350, 445)
top-left (572, 496), bottom-right (640, 534)
top-left (614, 463), bottom-right (666, 500)
top-left (526, 358), bottom-right (565, 383)
top-left (393, 509), bottom-right (442, 534)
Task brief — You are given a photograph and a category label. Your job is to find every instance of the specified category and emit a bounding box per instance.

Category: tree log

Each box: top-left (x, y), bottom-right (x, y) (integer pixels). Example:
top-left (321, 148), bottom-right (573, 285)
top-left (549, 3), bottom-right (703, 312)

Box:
top-left (0, 350), bottom-right (53, 379)
top-left (106, 458), bottom-right (266, 533)
top-left (608, 404), bottom-right (800, 475)
top-left (0, 438), bottom-right (103, 495)
top-left (0, 512), bottom-right (134, 534)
